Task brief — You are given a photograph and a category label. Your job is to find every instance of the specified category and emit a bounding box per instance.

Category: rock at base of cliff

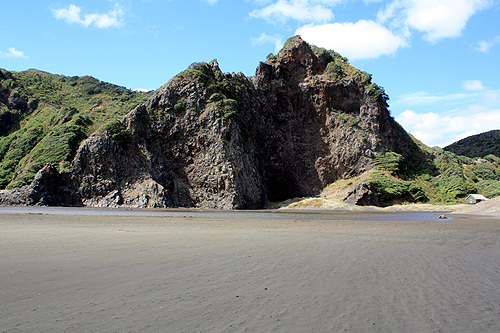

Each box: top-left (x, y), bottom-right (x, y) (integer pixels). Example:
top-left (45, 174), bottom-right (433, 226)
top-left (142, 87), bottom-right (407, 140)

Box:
top-left (343, 182), bottom-right (379, 206)
top-left (0, 164), bottom-right (81, 206)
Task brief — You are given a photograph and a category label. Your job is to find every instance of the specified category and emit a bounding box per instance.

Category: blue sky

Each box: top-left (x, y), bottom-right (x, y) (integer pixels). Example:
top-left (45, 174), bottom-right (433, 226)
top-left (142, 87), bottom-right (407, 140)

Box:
top-left (1, 0), bottom-right (499, 148)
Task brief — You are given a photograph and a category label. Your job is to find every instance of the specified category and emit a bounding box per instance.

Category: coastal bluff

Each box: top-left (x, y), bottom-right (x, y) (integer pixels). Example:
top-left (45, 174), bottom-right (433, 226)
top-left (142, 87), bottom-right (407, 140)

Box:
top-left (0, 37), bottom-right (424, 209)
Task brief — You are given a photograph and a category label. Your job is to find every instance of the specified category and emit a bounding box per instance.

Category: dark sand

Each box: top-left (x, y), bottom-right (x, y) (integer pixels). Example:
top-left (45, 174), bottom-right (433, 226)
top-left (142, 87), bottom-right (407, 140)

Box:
top-left (1, 211), bottom-right (500, 332)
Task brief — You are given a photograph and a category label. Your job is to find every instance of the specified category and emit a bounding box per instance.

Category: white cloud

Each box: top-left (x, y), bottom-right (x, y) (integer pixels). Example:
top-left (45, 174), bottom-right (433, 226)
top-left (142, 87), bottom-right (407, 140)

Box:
top-left (251, 0), bottom-right (490, 52)
top-left (462, 80), bottom-right (485, 91)
top-left (249, 0), bottom-right (336, 23)
top-left (405, 0), bottom-right (489, 43)
top-left (476, 40), bottom-right (494, 53)
top-left (53, 4), bottom-right (81, 24)
top-left (52, 4), bottom-right (124, 29)
top-left (252, 33), bottom-right (284, 53)
top-left (377, 0), bottom-right (404, 24)
top-left (379, 0), bottom-right (490, 43)
top-left (395, 89), bottom-right (500, 147)
top-left (0, 47), bottom-right (28, 59)
top-left (475, 35), bottom-right (500, 52)
top-left (296, 20), bottom-right (408, 60)
top-left (202, 0), bottom-right (219, 4)
top-left (397, 108), bottom-right (500, 147)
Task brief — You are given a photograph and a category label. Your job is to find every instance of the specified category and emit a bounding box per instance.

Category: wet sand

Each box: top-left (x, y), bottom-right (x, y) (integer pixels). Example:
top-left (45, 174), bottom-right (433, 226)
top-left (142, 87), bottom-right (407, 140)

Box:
top-left (1, 211), bottom-right (500, 332)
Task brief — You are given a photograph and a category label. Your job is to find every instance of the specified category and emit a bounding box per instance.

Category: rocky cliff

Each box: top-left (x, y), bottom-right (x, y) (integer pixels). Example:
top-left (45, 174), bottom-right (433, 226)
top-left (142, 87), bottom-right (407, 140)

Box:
top-left (0, 36), bottom-right (426, 208)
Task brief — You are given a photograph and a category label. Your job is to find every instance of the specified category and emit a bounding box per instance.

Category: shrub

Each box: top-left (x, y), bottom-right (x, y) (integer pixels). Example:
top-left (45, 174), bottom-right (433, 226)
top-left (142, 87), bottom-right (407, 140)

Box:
top-left (308, 43), bottom-right (372, 85)
top-left (101, 120), bottom-right (129, 145)
top-left (177, 62), bottom-right (211, 86)
top-left (6, 180), bottom-right (28, 190)
top-left (475, 163), bottom-right (500, 181)
top-left (372, 151), bottom-right (405, 176)
top-left (484, 154), bottom-right (500, 163)
top-left (174, 98), bottom-right (187, 114)
top-left (209, 93), bottom-right (224, 102)
top-left (368, 83), bottom-right (389, 108)
top-left (367, 170), bottom-right (428, 205)
top-left (478, 179), bottom-right (500, 198)
top-left (444, 176), bottom-right (477, 198)
top-left (215, 99), bottom-right (238, 119)
top-left (86, 84), bottom-right (102, 95)
top-left (325, 62), bottom-right (344, 81)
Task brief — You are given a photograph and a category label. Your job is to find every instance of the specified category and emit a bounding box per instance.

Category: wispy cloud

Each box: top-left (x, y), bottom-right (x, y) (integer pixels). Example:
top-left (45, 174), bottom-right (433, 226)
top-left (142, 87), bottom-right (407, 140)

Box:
top-left (462, 80), bottom-right (485, 91)
top-left (52, 4), bottom-right (124, 29)
top-left (0, 47), bottom-right (28, 59)
top-left (475, 35), bottom-right (500, 53)
top-left (251, 33), bottom-right (284, 53)
top-left (296, 20), bottom-right (408, 60)
top-left (202, 0), bottom-right (219, 4)
top-left (393, 91), bottom-right (477, 107)
top-left (249, 0), bottom-right (338, 24)
top-left (394, 80), bottom-right (492, 108)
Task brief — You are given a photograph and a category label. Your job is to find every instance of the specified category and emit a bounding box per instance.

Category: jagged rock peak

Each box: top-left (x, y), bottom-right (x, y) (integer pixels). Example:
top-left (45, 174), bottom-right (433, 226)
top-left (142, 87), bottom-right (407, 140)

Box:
top-left (208, 59), bottom-right (220, 72)
top-left (264, 36), bottom-right (323, 79)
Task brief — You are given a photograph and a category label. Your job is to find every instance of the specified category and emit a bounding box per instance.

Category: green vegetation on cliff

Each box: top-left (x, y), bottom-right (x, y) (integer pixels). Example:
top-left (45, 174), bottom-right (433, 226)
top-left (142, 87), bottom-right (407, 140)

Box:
top-left (268, 36), bottom-right (389, 108)
top-left (169, 61), bottom-right (251, 125)
top-left (0, 69), bottom-right (151, 189)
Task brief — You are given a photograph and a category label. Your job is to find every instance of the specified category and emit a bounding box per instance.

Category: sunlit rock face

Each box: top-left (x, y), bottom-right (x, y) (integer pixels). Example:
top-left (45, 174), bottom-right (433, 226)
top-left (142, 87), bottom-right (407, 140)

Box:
top-left (0, 37), bottom-right (423, 208)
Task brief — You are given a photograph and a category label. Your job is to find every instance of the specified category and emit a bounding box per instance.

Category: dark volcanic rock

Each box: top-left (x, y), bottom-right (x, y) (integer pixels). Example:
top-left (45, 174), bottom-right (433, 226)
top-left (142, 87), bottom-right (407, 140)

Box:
top-left (343, 182), bottom-right (379, 206)
top-left (246, 37), bottom-right (392, 202)
top-left (0, 37), bottom-right (426, 208)
top-left (0, 164), bottom-right (80, 206)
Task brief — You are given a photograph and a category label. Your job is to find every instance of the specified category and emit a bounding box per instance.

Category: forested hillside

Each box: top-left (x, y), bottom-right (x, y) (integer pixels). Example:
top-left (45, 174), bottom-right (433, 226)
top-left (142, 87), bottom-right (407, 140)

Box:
top-left (444, 130), bottom-right (500, 158)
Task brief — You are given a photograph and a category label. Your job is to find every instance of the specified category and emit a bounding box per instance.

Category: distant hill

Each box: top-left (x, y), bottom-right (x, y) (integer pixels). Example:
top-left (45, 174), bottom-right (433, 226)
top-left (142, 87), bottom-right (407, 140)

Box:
top-left (444, 130), bottom-right (500, 158)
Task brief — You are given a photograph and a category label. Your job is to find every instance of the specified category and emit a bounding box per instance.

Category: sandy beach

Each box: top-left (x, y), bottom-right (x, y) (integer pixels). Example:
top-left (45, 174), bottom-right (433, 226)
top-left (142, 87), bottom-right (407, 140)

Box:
top-left (1, 208), bottom-right (500, 332)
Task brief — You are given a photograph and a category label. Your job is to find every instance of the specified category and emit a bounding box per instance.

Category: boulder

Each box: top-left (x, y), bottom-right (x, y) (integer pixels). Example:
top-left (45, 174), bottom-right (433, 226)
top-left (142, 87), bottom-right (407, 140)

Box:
top-left (0, 164), bottom-right (81, 206)
top-left (343, 182), bottom-right (379, 206)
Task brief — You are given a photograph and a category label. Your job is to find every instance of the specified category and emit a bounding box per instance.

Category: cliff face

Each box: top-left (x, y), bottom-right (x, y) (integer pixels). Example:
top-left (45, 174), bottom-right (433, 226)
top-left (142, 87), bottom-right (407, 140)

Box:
top-left (247, 39), bottom-right (393, 201)
top-left (0, 37), bottom-right (423, 208)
